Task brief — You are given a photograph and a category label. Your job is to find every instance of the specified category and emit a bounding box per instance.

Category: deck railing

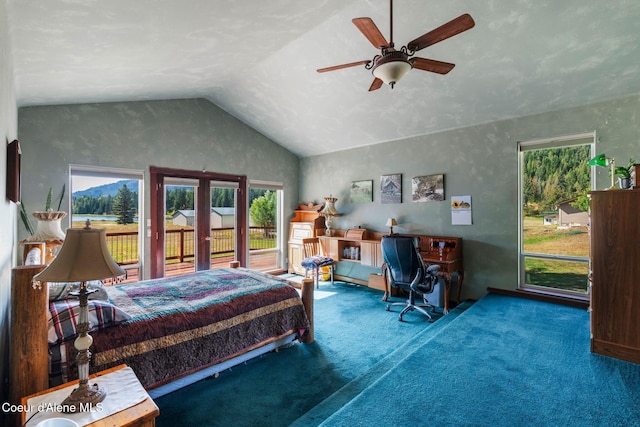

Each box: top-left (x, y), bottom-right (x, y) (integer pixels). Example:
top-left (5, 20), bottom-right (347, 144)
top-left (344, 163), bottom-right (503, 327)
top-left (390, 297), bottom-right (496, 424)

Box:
top-left (105, 226), bottom-right (276, 265)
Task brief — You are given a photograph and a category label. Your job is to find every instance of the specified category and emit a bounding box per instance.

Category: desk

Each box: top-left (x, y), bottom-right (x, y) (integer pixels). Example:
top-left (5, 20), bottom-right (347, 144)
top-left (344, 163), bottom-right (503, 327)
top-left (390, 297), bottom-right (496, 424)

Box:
top-left (381, 235), bottom-right (463, 315)
top-left (22, 365), bottom-right (159, 427)
top-left (421, 251), bottom-right (464, 314)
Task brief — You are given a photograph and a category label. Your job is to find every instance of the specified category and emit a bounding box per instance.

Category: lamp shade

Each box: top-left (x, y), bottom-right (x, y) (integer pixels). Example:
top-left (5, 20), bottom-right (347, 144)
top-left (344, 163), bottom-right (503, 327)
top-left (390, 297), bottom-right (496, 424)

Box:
top-left (385, 218), bottom-right (398, 227)
top-left (588, 153), bottom-right (608, 167)
top-left (321, 196), bottom-right (339, 216)
top-left (372, 60), bottom-right (412, 86)
top-left (34, 225), bottom-right (125, 283)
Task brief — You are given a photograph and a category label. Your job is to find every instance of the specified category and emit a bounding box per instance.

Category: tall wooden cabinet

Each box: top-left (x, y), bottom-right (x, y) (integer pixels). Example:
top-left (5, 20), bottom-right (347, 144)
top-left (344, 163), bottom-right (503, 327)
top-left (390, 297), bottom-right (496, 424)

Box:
top-left (589, 190), bottom-right (640, 364)
top-left (287, 206), bottom-right (325, 275)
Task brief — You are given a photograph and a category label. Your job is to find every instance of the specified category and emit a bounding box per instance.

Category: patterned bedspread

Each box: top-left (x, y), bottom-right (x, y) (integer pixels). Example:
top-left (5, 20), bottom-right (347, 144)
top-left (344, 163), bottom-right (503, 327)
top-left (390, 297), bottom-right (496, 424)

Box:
top-left (49, 268), bottom-right (309, 389)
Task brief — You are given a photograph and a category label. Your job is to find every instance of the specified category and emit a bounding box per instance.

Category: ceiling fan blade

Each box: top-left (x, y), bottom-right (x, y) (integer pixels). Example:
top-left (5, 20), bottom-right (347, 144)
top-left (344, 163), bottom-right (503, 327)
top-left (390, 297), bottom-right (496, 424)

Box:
top-left (352, 17), bottom-right (390, 49)
top-left (368, 78), bottom-right (384, 91)
top-left (407, 13), bottom-right (475, 52)
top-left (410, 57), bottom-right (455, 74)
top-left (317, 60), bottom-right (371, 73)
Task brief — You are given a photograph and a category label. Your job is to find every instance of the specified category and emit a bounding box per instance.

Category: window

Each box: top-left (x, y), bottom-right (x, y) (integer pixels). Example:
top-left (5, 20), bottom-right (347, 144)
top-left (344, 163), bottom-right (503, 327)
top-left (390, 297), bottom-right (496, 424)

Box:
top-left (518, 133), bottom-right (594, 298)
top-left (70, 165), bottom-right (144, 283)
top-left (248, 181), bottom-right (283, 272)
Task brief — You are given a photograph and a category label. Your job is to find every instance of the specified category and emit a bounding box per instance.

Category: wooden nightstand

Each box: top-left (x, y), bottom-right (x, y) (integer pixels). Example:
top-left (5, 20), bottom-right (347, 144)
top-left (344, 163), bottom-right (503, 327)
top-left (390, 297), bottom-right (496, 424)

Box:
top-left (22, 365), bottom-right (159, 427)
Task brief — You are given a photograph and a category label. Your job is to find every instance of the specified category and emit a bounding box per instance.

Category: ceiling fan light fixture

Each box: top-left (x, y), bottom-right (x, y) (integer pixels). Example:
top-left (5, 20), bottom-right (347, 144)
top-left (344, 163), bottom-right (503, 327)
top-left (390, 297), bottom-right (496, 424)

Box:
top-left (371, 50), bottom-right (412, 88)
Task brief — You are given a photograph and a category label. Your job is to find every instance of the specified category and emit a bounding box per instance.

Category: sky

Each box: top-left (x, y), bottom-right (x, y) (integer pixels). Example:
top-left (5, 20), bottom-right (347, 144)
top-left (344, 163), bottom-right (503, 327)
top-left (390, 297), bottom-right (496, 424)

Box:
top-left (71, 176), bottom-right (121, 192)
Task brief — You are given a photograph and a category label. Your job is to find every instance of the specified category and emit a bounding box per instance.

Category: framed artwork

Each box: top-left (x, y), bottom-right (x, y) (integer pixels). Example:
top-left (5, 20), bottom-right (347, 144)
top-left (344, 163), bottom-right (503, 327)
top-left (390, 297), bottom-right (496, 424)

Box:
top-left (6, 139), bottom-right (21, 203)
top-left (381, 174), bottom-right (402, 204)
top-left (412, 174), bottom-right (444, 202)
top-left (351, 180), bottom-right (373, 202)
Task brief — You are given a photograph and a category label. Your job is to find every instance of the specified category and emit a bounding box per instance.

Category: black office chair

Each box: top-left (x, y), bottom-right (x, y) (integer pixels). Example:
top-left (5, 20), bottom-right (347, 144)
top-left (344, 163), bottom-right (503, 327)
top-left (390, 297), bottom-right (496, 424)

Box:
top-left (381, 235), bottom-right (442, 321)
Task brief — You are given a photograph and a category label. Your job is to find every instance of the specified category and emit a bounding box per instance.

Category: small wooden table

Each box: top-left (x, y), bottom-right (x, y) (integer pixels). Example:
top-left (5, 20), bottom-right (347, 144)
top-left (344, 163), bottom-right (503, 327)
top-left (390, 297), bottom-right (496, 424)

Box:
top-left (22, 365), bottom-right (159, 427)
top-left (421, 251), bottom-right (464, 310)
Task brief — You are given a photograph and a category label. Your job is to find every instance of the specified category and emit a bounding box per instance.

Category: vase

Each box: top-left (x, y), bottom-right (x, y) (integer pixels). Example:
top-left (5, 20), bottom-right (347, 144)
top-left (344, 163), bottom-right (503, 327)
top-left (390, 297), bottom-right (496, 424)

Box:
top-left (618, 177), bottom-right (631, 189)
top-left (26, 211), bottom-right (67, 263)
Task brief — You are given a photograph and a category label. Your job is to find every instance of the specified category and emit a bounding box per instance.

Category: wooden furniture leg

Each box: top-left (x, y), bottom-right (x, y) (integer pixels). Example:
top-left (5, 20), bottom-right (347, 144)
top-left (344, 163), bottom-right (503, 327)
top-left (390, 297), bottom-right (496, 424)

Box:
top-left (300, 278), bottom-right (314, 343)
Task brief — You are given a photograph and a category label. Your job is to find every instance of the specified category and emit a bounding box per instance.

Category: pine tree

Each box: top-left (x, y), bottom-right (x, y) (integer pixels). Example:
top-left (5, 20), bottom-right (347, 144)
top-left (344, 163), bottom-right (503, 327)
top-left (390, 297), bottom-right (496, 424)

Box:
top-left (249, 191), bottom-right (276, 236)
top-left (112, 184), bottom-right (136, 224)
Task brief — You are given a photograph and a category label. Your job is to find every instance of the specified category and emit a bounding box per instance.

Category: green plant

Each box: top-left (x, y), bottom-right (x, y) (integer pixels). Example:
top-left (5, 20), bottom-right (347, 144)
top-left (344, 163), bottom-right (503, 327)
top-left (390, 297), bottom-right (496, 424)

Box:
top-left (45, 184), bottom-right (66, 211)
top-left (614, 158), bottom-right (636, 179)
top-left (19, 201), bottom-right (35, 235)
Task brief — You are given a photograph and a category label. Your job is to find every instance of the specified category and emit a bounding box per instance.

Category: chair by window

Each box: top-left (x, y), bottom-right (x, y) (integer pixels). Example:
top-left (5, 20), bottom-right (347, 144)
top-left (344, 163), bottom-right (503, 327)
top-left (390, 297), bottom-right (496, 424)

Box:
top-left (381, 235), bottom-right (442, 321)
top-left (300, 237), bottom-right (334, 288)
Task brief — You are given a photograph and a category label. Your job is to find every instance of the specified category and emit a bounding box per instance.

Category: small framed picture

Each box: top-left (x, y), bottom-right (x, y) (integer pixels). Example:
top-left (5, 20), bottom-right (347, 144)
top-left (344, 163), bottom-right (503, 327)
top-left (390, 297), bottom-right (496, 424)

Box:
top-left (6, 139), bottom-right (21, 203)
top-left (381, 174), bottom-right (402, 204)
top-left (632, 164), bottom-right (640, 189)
top-left (351, 180), bottom-right (373, 202)
top-left (412, 174), bottom-right (444, 202)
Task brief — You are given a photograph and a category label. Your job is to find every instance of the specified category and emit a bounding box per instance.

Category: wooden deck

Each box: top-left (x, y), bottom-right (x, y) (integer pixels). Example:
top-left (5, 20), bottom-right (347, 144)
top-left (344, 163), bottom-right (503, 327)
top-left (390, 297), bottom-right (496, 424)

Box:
top-left (106, 252), bottom-right (278, 284)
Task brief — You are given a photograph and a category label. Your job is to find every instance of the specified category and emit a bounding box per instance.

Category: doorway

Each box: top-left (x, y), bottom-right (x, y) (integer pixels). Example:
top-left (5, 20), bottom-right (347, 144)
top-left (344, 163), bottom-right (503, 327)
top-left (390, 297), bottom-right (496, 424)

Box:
top-left (150, 166), bottom-right (247, 279)
top-left (518, 132), bottom-right (594, 298)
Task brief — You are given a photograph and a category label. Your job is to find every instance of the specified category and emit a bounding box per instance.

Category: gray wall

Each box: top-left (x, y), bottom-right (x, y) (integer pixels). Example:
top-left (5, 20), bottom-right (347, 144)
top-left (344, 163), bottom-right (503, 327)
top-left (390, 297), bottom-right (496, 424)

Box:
top-left (300, 94), bottom-right (640, 301)
top-left (0, 0), bottom-right (18, 414)
top-left (17, 98), bottom-right (300, 278)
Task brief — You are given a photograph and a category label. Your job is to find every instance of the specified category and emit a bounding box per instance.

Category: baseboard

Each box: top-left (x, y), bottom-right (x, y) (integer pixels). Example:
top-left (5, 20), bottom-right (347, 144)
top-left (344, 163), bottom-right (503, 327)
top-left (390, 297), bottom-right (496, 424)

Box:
top-left (487, 287), bottom-right (589, 309)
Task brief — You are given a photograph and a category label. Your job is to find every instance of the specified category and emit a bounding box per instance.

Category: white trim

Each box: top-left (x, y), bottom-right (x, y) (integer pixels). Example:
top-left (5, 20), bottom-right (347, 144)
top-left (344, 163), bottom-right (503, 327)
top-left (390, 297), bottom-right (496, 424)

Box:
top-left (249, 179), bottom-right (283, 191)
top-left (165, 177), bottom-right (200, 187)
top-left (518, 131), bottom-right (596, 151)
top-left (69, 164), bottom-right (144, 180)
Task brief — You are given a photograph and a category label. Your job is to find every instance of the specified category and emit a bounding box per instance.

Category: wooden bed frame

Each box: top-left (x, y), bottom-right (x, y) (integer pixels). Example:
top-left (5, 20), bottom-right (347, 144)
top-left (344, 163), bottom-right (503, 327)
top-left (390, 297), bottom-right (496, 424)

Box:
top-left (9, 263), bottom-right (315, 408)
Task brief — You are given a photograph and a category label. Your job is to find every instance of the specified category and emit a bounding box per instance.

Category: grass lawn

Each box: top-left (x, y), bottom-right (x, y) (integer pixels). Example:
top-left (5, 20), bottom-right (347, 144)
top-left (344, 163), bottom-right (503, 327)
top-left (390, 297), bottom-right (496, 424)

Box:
top-left (522, 216), bottom-right (589, 292)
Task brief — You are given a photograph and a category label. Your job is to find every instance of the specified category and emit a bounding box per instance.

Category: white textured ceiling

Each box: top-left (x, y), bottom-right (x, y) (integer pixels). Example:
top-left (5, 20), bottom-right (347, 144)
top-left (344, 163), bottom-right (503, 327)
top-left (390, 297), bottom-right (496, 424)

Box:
top-left (7, 0), bottom-right (640, 157)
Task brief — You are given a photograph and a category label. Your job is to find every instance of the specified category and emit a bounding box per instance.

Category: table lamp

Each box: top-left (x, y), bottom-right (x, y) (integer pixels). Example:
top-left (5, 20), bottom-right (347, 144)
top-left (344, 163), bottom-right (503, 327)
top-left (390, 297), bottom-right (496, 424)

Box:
top-left (386, 218), bottom-right (398, 235)
top-left (321, 196), bottom-right (339, 236)
top-left (588, 153), bottom-right (616, 190)
top-left (33, 220), bottom-right (125, 412)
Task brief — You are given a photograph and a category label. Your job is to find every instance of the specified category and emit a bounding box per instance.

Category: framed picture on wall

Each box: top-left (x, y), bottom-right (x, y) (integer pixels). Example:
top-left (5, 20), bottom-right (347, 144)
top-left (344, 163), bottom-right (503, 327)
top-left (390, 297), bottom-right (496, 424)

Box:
top-left (6, 139), bottom-right (21, 203)
top-left (351, 180), bottom-right (373, 202)
top-left (412, 174), bottom-right (444, 202)
top-left (381, 174), bottom-right (402, 204)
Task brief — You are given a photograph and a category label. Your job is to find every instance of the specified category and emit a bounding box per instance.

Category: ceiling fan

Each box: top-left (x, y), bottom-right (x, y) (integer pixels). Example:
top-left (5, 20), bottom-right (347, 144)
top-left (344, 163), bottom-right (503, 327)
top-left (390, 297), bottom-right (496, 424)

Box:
top-left (317, 0), bottom-right (475, 91)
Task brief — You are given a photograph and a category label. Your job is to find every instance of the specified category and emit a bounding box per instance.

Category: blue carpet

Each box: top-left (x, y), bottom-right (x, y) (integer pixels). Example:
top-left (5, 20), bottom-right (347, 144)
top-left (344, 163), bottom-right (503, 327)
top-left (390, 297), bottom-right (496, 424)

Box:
top-left (311, 293), bottom-right (640, 427)
top-left (155, 281), bottom-right (457, 426)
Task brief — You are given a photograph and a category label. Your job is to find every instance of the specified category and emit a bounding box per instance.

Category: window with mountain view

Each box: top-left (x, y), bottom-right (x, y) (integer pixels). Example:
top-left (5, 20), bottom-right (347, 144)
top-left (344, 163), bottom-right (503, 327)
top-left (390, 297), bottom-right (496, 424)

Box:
top-left (519, 133), bottom-right (594, 297)
top-left (70, 167), bottom-right (144, 283)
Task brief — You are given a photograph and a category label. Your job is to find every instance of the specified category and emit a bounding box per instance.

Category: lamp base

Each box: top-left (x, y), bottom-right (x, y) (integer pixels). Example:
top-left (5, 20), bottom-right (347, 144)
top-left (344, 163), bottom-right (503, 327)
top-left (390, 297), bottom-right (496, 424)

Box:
top-left (61, 382), bottom-right (107, 412)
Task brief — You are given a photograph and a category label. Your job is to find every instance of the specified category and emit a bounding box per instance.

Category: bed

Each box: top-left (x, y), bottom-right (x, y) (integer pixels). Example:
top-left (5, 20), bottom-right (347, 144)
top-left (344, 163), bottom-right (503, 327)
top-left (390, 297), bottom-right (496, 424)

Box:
top-left (45, 266), bottom-right (310, 397)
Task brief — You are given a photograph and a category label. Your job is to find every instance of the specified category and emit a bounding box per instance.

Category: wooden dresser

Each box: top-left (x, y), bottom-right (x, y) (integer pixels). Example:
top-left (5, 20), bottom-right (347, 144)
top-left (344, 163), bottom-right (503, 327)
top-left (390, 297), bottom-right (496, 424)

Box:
top-left (589, 190), bottom-right (640, 364)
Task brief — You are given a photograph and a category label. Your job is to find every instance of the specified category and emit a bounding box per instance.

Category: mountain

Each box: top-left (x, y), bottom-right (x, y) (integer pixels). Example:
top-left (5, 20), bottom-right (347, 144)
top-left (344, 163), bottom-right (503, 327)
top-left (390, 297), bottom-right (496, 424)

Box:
top-left (72, 180), bottom-right (138, 197)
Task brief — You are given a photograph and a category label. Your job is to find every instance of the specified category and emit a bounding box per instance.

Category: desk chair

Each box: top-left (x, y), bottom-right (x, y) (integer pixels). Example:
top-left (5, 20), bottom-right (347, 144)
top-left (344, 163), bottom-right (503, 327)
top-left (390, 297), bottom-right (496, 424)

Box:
top-left (300, 237), bottom-right (334, 289)
top-left (381, 235), bottom-right (441, 321)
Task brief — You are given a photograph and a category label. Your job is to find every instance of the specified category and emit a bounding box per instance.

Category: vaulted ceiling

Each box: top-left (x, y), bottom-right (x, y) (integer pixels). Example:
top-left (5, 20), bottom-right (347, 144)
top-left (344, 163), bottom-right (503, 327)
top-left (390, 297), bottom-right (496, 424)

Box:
top-left (7, 0), bottom-right (640, 157)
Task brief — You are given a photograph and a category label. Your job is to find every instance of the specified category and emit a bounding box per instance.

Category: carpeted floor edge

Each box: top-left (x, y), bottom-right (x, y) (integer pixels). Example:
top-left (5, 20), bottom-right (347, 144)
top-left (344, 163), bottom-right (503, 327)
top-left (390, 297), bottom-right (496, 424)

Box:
top-left (290, 299), bottom-right (475, 426)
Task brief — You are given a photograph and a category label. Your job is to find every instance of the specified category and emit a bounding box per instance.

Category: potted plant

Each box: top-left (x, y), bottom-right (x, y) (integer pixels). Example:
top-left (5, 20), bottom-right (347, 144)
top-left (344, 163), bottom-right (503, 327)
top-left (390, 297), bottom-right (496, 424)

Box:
top-left (615, 158), bottom-right (637, 189)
